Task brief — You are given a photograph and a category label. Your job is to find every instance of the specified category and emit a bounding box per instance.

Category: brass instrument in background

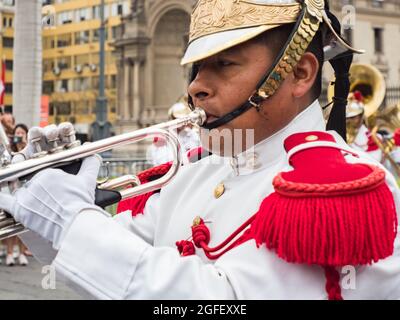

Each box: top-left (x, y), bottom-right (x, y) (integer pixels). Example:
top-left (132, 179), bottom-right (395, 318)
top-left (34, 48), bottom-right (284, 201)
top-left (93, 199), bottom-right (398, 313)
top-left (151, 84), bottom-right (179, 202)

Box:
top-left (0, 108), bottom-right (207, 240)
top-left (328, 63), bottom-right (400, 176)
top-left (350, 64), bottom-right (386, 119)
top-left (327, 63), bottom-right (387, 143)
top-left (328, 63), bottom-right (386, 119)
top-left (346, 117), bottom-right (362, 144)
top-left (369, 102), bottom-right (400, 135)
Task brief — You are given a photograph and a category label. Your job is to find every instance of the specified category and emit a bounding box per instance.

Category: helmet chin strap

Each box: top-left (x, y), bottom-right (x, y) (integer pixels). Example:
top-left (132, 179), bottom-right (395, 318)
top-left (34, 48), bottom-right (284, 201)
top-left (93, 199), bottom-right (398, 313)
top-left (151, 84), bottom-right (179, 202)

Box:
top-left (187, 63), bottom-right (260, 130)
top-left (199, 96), bottom-right (263, 130)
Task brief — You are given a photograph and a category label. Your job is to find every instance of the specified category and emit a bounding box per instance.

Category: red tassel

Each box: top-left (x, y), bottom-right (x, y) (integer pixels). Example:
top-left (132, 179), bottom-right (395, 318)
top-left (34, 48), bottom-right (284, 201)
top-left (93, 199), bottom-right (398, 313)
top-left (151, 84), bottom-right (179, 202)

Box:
top-left (192, 223), bottom-right (211, 248)
top-left (176, 240), bottom-right (196, 256)
top-left (250, 168), bottom-right (397, 268)
top-left (176, 216), bottom-right (256, 260)
top-left (248, 166), bottom-right (397, 300)
top-left (247, 131), bottom-right (399, 300)
top-left (324, 267), bottom-right (343, 300)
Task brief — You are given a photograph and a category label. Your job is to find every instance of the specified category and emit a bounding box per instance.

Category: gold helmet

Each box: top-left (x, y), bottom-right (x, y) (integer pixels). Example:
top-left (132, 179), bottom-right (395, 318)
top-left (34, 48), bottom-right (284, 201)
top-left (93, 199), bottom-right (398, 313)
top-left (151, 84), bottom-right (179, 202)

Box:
top-left (183, 0), bottom-right (364, 135)
top-left (182, 0), bottom-right (363, 67)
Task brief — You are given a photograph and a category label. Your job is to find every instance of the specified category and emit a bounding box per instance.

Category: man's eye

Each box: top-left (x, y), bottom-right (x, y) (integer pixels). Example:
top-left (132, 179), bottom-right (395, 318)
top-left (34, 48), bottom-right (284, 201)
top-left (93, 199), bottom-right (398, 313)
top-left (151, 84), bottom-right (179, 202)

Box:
top-left (193, 62), bottom-right (202, 69)
top-left (217, 60), bottom-right (234, 67)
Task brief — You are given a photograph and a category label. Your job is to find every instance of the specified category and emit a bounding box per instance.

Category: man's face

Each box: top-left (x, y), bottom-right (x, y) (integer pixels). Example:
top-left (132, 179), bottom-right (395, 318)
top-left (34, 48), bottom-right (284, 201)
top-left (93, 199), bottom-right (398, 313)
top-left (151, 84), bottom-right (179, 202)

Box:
top-left (188, 39), bottom-right (302, 157)
top-left (15, 127), bottom-right (27, 143)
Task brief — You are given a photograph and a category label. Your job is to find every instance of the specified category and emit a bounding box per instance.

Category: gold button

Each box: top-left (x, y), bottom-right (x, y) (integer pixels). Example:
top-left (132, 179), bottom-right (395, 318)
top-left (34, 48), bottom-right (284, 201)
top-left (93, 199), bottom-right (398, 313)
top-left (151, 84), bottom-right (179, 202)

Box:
top-left (214, 183), bottom-right (225, 199)
top-left (193, 216), bottom-right (202, 227)
top-left (305, 135), bottom-right (318, 142)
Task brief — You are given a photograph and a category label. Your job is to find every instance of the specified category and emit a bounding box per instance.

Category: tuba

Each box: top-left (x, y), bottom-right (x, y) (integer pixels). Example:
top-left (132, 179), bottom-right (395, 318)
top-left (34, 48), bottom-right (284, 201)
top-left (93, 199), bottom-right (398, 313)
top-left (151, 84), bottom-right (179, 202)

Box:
top-left (328, 63), bottom-right (400, 176)
top-left (0, 108), bottom-right (207, 240)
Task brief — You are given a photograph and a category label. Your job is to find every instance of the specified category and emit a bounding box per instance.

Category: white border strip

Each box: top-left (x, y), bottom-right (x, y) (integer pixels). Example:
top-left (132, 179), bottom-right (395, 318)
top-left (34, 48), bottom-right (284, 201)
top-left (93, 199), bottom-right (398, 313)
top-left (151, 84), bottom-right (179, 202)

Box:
top-left (287, 141), bottom-right (359, 161)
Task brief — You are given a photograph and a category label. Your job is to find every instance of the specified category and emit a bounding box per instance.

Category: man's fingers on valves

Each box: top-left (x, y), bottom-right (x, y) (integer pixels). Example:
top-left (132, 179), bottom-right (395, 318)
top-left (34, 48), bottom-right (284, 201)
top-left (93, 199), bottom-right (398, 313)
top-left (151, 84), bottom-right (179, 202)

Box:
top-left (24, 122), bottom-right (77, 159)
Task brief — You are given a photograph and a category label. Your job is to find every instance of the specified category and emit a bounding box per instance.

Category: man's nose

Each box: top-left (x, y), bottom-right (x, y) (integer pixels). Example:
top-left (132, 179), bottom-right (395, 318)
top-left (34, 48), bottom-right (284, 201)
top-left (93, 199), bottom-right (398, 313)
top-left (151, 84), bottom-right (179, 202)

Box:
top-left (187, 68), bottom-right (213, 103)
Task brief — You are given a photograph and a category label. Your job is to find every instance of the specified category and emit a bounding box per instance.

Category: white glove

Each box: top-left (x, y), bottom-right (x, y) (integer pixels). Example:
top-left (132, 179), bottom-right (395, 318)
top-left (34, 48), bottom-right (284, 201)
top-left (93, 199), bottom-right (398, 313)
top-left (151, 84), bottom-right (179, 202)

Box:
top-left (0, 155), bottom-right (107, 250)
top-left (12, 123), bottom-right (78, 163)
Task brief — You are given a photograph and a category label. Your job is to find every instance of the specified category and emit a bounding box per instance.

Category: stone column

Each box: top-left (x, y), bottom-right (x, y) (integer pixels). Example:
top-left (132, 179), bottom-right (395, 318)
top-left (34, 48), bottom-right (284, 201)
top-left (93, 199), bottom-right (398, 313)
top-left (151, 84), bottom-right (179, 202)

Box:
top-left (132, 60), bottom-right (141, 122)
top-left (112, 0), bottom-right (149, 136)
top-left (123, 60), bottom-right (132, 120)
top-left (115, 58), bottom-right (125, 120)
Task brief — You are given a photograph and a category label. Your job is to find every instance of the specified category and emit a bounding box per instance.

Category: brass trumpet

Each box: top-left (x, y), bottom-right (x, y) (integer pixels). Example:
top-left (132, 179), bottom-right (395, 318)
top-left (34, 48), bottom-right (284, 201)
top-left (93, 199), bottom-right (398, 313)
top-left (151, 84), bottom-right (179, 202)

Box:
top-left (0, 108), bottom-right (206, 240)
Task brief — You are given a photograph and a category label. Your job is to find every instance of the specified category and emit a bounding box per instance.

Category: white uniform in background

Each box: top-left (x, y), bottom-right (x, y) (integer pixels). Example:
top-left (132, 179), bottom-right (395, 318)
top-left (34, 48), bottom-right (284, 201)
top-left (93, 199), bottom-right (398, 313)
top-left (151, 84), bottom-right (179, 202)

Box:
top-left (146, 127), bottom-right (201, 165)
top-left (350, 124), bottom-right (383, 162)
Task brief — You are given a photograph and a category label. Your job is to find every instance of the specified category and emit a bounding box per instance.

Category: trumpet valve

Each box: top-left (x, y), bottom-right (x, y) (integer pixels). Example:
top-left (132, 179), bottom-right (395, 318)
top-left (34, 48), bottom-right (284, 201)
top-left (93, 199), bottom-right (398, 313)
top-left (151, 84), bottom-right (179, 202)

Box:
top-left (0, 144), bottom-right (11, 166)
top-left (58, 122), bottom-right (81, 149)
top-left (28, 127), bottom-right (48, 158)
top-left (44, 125), bottom-right (64, 153)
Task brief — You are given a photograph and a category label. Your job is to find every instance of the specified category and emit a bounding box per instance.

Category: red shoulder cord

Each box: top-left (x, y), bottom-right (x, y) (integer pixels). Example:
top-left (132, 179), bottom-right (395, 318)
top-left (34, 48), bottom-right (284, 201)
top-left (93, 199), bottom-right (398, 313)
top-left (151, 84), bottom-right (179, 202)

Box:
top-left (176, 215), bottom-right (256, 260)
top-left (137, 162), bottom-right (172, 183)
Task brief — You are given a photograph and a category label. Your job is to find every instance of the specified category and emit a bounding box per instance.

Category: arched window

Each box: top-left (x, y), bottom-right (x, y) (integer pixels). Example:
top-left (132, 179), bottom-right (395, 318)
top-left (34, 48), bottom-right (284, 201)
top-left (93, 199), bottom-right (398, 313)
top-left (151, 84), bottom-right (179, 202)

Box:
top-left (152, 9), bottom-right (190, 108)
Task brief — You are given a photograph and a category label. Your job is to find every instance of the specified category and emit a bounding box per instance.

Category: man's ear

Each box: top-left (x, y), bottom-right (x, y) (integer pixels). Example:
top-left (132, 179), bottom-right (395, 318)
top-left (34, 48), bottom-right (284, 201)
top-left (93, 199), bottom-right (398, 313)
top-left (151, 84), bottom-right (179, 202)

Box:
top-left (291, 52), bottom-right (319, 98)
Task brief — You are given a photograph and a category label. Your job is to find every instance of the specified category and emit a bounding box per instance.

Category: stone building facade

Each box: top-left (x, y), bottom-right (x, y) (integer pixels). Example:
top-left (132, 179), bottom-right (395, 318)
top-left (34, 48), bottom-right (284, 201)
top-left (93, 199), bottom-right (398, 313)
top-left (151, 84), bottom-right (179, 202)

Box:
top-left (113, 0), bottom-right (195, 135)
top-left (325, 0), bottom-right (400, 89)
top-left (114, 0), bottom-right (400, 134)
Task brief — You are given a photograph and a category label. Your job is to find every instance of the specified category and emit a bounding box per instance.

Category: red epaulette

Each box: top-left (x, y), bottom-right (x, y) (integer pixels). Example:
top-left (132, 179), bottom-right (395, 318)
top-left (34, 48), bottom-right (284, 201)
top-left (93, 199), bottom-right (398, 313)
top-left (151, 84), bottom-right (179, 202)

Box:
top-left (116, 162), bottom-right (172, 216)
top-left (247, 131), bottom-right (397, 300)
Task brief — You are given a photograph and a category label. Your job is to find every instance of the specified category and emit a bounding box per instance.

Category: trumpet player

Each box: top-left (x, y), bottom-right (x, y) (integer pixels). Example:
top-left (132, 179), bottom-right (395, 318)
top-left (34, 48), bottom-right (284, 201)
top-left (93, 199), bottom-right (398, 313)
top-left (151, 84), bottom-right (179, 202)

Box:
top-left (346, 91), bottom-right (400, 178)
top-left (1, 0), bottom-right (400, 300)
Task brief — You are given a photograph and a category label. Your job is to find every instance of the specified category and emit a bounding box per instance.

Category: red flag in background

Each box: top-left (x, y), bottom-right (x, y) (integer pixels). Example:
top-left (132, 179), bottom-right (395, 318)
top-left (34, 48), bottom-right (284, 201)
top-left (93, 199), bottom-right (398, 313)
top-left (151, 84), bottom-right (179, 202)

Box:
top-left (0, 58), bottom-right (5, 108)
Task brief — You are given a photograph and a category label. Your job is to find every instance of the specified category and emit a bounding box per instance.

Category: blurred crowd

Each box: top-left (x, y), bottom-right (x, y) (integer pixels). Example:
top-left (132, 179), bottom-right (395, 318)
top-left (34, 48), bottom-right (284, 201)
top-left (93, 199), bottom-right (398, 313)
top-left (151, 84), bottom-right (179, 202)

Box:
top-left (0, 110), bottom-right (32, 267)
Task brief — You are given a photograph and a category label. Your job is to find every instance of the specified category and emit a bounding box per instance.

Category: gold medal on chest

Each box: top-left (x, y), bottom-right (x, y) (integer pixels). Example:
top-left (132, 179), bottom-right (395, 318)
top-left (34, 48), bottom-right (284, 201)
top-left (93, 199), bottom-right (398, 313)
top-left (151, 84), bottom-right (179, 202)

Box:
top-left (214, 183), bottom-right (225, 199)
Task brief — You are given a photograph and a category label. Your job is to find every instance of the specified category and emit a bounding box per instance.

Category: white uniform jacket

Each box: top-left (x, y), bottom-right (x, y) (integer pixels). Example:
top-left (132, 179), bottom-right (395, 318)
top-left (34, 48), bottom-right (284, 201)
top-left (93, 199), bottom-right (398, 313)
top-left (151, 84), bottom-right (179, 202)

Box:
top-left (50, 101), bottom-right (400, 299)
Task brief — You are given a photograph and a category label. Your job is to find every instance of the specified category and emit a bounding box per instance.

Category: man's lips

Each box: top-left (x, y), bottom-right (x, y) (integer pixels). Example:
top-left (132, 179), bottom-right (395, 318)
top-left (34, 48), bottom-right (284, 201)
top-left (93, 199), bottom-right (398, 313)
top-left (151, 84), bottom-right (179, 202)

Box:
top-left (206, 114), bottom-right (219, 122)
top-left (193, 104), bottom-right (220, 123)
top-left (200, 110), bottom-right (220, 123)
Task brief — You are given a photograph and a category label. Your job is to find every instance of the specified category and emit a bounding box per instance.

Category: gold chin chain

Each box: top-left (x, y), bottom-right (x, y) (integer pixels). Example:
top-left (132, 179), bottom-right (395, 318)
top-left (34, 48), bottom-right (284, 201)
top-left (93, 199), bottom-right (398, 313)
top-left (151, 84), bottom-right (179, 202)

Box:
top-left (257, 0), bottom-right (324, 99)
